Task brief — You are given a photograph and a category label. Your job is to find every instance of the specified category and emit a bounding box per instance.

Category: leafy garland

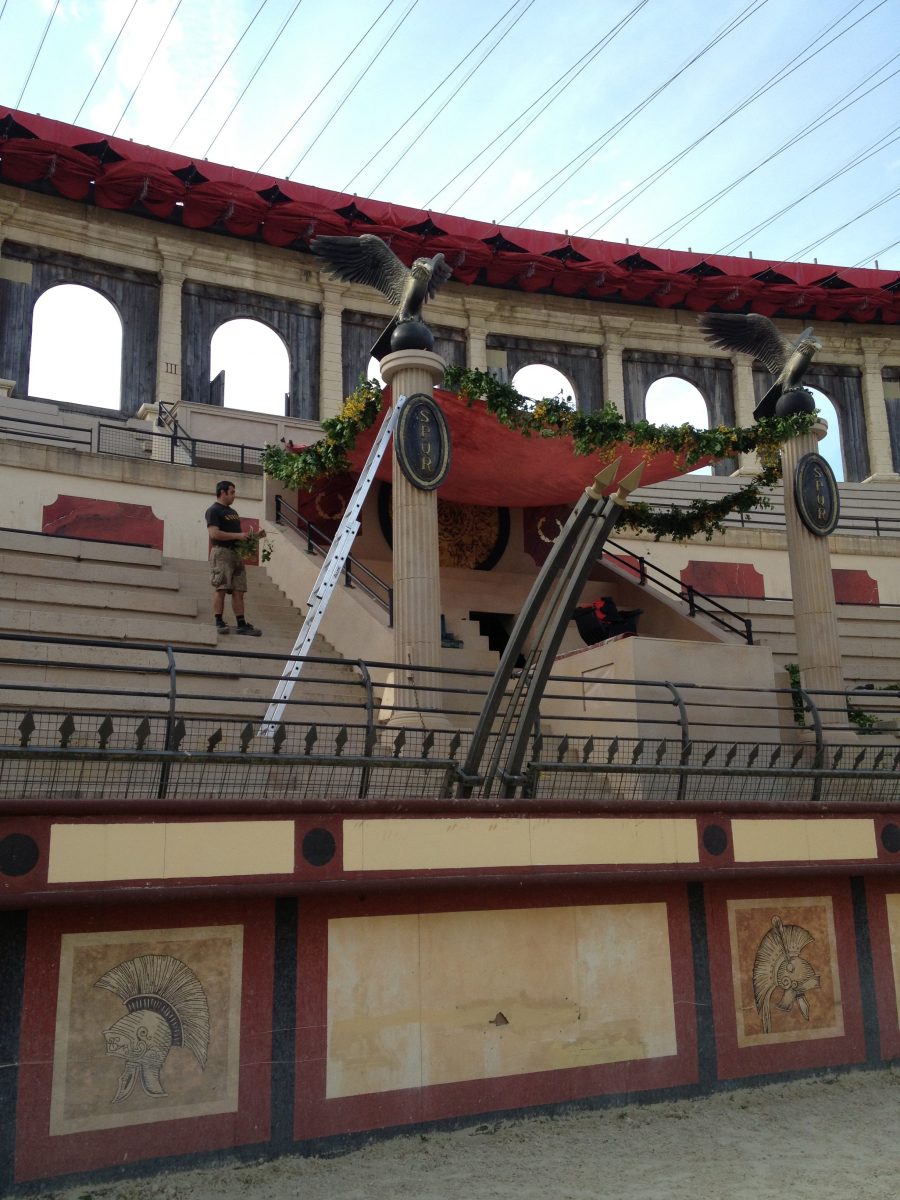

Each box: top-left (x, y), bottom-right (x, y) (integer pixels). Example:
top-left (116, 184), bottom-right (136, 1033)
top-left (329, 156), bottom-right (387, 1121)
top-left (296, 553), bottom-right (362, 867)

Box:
top-left (261, 367), bottom-right (817, 543)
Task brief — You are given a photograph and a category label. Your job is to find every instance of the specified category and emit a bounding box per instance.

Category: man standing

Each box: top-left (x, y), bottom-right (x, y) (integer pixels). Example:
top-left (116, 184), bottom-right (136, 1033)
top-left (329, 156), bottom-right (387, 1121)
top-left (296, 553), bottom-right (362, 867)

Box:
top-left (205, 480), bottom-right (265, 637)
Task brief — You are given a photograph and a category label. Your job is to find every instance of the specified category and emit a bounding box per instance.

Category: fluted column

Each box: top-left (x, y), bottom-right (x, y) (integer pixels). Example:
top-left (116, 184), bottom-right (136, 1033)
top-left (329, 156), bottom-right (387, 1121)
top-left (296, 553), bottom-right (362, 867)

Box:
top-left (379, 348), bottom-right (448, 726)
top-left (781, 421), bottom-right (847, 725)
top-left (860, 351), bottom-right (897, 479)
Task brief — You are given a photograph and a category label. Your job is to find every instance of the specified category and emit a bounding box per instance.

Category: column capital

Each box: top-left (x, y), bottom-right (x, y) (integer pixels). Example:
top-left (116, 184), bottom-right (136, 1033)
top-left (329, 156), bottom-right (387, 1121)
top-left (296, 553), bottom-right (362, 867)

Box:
top-left (320, 278), bottom-right (348, 308)
top-left (381, 348), bottom-right (446, 388)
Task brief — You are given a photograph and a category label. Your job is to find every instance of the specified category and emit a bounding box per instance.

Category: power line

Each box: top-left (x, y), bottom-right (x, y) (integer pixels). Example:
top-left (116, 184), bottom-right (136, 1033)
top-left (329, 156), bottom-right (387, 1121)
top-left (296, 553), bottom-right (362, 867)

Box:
top-left (577, 0), bottom-right (887, 239)
top-left (289, 0), bottom-right (421, 176)
top-left (342, 0), bottom-right (524, 193)
top-left (0, 2), bottom-right (10, 31)
top-left (853, 235), bottom-right (900, 268)
top-left (258, 0), bottom-right (397, 174)
top-left (111, 0), bottom-right (186, 137)
top-left (15, 0), bottom-right (61, 109)
top-left (501, 0), bottom-right (768, 227)
top-left (167, 0), bottom-right (271, 150)
top-left (73, 0), bottom-right (141, 125)
top-left (787, 182), bottom-right (900, 263)
top-left (205, 0), bottom-right (306, 159)
top-left (425, 0), bottom-right (649, 213)
top-left (367, 0), bottom-right (538, 196)
top-left (716, 122), bottom-right (900, 255)
top-left (649, 52), bottom-right (900, 246)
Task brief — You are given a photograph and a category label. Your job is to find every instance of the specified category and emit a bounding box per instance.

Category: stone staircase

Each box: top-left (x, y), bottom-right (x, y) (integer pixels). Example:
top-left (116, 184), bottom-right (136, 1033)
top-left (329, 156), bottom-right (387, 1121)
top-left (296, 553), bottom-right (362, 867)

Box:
top-left (0, 529), bottom-right (366, 724)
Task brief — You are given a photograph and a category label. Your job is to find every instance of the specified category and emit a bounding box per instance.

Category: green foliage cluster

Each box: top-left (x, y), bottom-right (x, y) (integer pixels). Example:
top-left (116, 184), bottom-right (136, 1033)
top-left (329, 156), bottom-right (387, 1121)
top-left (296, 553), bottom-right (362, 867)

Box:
top-left (261, 368), bottom-right (817, 542)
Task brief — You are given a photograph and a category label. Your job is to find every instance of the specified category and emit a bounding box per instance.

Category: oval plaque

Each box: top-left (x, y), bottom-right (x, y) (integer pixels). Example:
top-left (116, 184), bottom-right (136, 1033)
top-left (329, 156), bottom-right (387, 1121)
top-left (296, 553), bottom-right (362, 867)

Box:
top-left (395, 394), bottom-right (451, 491)
top-left (794, 452), bottom-right (839, 537)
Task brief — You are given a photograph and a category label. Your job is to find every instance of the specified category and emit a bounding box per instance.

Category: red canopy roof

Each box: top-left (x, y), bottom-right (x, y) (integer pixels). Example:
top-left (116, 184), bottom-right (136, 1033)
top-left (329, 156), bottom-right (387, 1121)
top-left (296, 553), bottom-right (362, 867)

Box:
top-left (2, 106), bottom-right (898, 325)
top-left (346, 388), bottom-right (708, 507)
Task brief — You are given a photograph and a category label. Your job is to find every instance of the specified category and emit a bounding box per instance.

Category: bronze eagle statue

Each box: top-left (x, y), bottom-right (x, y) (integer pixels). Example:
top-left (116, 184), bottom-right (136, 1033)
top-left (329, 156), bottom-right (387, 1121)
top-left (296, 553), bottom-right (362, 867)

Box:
top-left (310, 233), bottom-right (453, 360)
top-left (697, 313), bottom-right (821, 419)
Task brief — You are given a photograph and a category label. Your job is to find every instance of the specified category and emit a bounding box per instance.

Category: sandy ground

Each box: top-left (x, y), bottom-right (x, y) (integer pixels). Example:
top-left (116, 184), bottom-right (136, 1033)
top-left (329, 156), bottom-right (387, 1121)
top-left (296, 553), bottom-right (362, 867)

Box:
top-left (33, 1068), bottom-right (900, 1200)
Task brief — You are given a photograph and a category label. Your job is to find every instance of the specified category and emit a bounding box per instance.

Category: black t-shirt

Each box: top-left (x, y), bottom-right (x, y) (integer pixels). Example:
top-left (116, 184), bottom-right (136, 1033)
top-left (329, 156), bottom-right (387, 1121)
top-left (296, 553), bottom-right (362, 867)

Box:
top-left (205, 501), bottom-right (243, 543)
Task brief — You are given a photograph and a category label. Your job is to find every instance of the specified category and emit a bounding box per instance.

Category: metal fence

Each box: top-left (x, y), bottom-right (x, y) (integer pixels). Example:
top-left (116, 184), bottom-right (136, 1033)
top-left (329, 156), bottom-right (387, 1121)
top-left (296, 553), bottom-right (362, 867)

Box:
top-left (96, 423), bottom-right (262, 472)
top-left (1, 632), bottom-right (898, 807)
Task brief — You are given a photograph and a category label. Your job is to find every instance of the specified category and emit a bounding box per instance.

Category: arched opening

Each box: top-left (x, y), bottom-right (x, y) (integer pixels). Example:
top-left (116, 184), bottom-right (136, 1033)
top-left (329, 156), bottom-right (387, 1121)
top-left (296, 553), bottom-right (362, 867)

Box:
top-left (512, 364), bottom-right (576, 409)
top-left (210, 318), bottom-right (290, 415)
top-left (29, 284), bottom-right (123, 408)
top-left (808, 387), bottom-right (845, 481)
top-left (645, 376), bottom-right (712, 475)
top-left (366, 356), bottom-right (386, 389)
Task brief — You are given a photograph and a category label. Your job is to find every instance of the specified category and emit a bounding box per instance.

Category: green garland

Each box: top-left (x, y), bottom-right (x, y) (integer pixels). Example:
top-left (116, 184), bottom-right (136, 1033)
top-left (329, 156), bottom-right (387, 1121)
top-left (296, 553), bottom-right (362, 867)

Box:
top-left (262, 367), bottom-right (817, 543)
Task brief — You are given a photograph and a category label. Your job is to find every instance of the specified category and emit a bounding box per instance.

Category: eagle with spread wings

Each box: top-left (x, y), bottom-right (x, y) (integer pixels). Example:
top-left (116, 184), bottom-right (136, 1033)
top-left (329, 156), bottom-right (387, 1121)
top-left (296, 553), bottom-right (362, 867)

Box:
top-left (697, 313), bottom-right (821, 420)
top-left (310, 233), bottom-right (453, 360)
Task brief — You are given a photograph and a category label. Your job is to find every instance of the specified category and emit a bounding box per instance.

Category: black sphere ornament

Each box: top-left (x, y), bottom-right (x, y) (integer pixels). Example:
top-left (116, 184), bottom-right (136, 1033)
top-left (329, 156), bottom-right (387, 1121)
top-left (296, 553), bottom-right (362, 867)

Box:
top-left (390, 318), bottom-right (434, 353)
top-left (774, 387), bottom-right (816, 417)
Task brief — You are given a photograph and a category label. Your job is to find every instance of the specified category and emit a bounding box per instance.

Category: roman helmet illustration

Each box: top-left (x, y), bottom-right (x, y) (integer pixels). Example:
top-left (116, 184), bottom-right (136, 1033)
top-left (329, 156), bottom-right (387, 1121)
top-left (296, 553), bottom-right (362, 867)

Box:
top-left (95, 953), bottom-right (210, 1103)
top-left (752, 915), bottom-right (821, 1034)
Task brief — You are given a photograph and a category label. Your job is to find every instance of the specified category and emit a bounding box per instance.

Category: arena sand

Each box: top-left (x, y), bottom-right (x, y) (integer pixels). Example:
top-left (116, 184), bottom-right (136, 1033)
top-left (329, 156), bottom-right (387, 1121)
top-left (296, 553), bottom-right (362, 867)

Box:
top-left (29, 1067), bottom-right (900, 1200)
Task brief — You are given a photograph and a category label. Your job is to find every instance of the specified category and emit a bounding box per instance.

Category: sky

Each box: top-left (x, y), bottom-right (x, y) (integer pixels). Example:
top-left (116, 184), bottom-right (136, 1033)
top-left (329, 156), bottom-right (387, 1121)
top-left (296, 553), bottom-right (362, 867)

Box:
top-left (4, 0), bottom-right (894, 475)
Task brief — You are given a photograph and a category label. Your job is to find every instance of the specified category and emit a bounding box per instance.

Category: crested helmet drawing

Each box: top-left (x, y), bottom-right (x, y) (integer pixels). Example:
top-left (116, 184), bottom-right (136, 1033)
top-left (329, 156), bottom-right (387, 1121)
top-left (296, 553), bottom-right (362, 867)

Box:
top-left (95, 954), bottom-right (210, 1103)
top-left (752, 915), bottom-right (821, 1034)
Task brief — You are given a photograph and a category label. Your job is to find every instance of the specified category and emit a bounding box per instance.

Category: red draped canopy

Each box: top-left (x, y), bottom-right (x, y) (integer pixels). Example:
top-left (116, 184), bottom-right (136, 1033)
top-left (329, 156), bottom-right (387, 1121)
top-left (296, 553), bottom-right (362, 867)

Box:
top-left (345, 388), bottom-right (708, 507)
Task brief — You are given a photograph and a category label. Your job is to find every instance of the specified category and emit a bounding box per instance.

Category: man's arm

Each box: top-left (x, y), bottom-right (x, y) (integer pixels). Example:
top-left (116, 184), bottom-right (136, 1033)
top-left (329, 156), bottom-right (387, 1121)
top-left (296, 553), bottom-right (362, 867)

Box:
top-left (207, 524), bottom-right (246, 543)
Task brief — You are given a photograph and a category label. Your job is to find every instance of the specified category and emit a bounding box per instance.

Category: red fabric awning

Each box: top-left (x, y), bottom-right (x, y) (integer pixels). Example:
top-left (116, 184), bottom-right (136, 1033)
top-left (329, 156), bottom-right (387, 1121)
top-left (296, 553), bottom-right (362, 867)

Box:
top-left (3, 106), bottom-right (899, 324)
top-left (345, 389), bottom-right (709, 507)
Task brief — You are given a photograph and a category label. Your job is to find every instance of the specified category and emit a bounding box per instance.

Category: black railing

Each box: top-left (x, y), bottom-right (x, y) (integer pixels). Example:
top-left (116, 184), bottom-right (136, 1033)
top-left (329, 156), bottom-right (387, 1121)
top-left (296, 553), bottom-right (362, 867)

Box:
top-left (604, 538), bottom-right (754, 643)
top-left (638, 500), bottom-right (900, 538)
top-left (274, 494), bottom-right (394, 625)
top-left (0, 631), bottom-right (898, 806)
top-left (0, 412), bottom-right (92, 449)
top-left (97, 423), bottom-right (262, 472)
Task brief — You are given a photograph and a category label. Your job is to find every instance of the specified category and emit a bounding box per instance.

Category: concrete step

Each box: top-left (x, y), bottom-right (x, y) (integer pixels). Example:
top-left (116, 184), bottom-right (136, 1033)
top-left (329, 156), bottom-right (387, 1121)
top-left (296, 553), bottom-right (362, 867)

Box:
top-left (0, 528), bottom-right (163, 566)
top-left (0, 551), bottom-right (179, 590)
top-left (0, 606), bottom-right (218, 646)
top-left (0, 576), bottom-right (197, 617)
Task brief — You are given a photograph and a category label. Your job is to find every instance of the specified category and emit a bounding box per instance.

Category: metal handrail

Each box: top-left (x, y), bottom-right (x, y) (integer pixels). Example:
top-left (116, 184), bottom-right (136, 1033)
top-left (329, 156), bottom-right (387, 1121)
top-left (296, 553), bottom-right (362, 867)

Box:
top-left (604, 537), bottom-right (754, 643)
top-left (637, 499), bottom-right (900, 538)
top-left (0, 412), bottom-right (93, 448)
top-left (274, 494), bottom-right (394, 624)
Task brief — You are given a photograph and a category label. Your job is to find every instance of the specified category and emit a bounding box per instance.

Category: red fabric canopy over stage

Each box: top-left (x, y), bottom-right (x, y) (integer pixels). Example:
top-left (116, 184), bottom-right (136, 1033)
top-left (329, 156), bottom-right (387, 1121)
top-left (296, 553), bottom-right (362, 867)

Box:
top-left (344, 388), bottom-right (707, 507)
top-left (2, 107), bottom-right (898, 324)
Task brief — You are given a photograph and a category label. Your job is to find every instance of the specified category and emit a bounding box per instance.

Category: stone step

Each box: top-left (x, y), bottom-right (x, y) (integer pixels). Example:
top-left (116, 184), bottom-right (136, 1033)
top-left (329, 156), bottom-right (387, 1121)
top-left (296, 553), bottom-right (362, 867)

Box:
top-left (0, 576), bottom-right (198, 617)
top-left (0, 606), bottom-right (218, 646)
top-left (0, 551), bottom-right (179, 590)
top-left (0, 527), bottom-right (163, 566)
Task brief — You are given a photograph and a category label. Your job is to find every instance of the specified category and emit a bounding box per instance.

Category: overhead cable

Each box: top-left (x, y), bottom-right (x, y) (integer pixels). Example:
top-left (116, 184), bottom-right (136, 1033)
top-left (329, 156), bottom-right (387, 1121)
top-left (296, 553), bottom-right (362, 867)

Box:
top-left (112, 0), bottom-right (186, 137)
top-left (716, 122), bottom-right (900, 255)
top-left (167, 0), bottom-right (271, 149)
top-left (342, 0), bottom-right (525, 193)
top-left (0, 2), bottom-right (10, 31)
top-left (367, 0), bottom-right (538, 195)
top-left (787, 182), bottom-right (900, 263)
top-left (205, 0), bottom-right (306, 159)
top-left (577, 0), bottom-right (887, 238)
top-left (650, 51), bottom-right (900, 245)
top-left (15, 0), bottom-right (61, 109)
top-left (257, 0), bottom-right (397, 173)
top-left (426, 0), bottom-right (649, 213)
top-left (289, 0), bottom-right (421, 176)
top-left (73, 0), bottom-right (141, 125)
top-left (501, 0), bottom-right (767, 226)
top-left (853, 236), bottom-right (900, 268)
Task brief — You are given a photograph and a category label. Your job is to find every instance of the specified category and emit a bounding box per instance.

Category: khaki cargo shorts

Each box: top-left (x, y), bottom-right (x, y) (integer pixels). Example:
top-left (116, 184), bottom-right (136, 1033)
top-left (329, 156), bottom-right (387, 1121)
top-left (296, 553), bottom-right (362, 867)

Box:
top-left (210, 545), bottom-right (247, 593)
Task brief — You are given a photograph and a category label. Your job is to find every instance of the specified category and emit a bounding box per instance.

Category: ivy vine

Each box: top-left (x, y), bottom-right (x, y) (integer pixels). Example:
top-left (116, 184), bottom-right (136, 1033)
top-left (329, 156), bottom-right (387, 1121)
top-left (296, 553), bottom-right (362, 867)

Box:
top-left (261, 367), bottom-right (818, 543)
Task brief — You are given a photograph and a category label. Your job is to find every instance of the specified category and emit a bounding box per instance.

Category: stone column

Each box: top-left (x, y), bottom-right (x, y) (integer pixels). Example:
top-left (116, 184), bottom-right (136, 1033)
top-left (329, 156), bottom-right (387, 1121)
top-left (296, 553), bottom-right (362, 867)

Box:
top-left (379, 347), bottom-right (448, 727)
top-left (732, 357), bottom-right (760, 475)
top-left (781, 420), bottom-right (847, 727)
top-left (860, 350), bottom-right (897, 480)
top-left (601, 333), bottom-right (626, 416)
top-left (463, 298), bottom-right (491, 371)
top-left (319, 280), bottom-right (346, 419)
top-left (154, 243), bottom-right (186, 410)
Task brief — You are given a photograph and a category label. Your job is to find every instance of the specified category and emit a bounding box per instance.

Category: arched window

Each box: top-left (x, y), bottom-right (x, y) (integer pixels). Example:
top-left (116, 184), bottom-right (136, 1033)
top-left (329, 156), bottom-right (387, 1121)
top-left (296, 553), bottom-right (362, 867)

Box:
top-left (29, 284), bottom-right (123, 408)
top-left (366, 356), bottom-right (386, 388)
top-left (645, 376), bottom-right (711, 475)
top-left (807, 387), bottom-right (844, 481)
top-left (210, 318), bottom-right (290, 415)
top-left (511, 364), bottom-right (576, 409)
